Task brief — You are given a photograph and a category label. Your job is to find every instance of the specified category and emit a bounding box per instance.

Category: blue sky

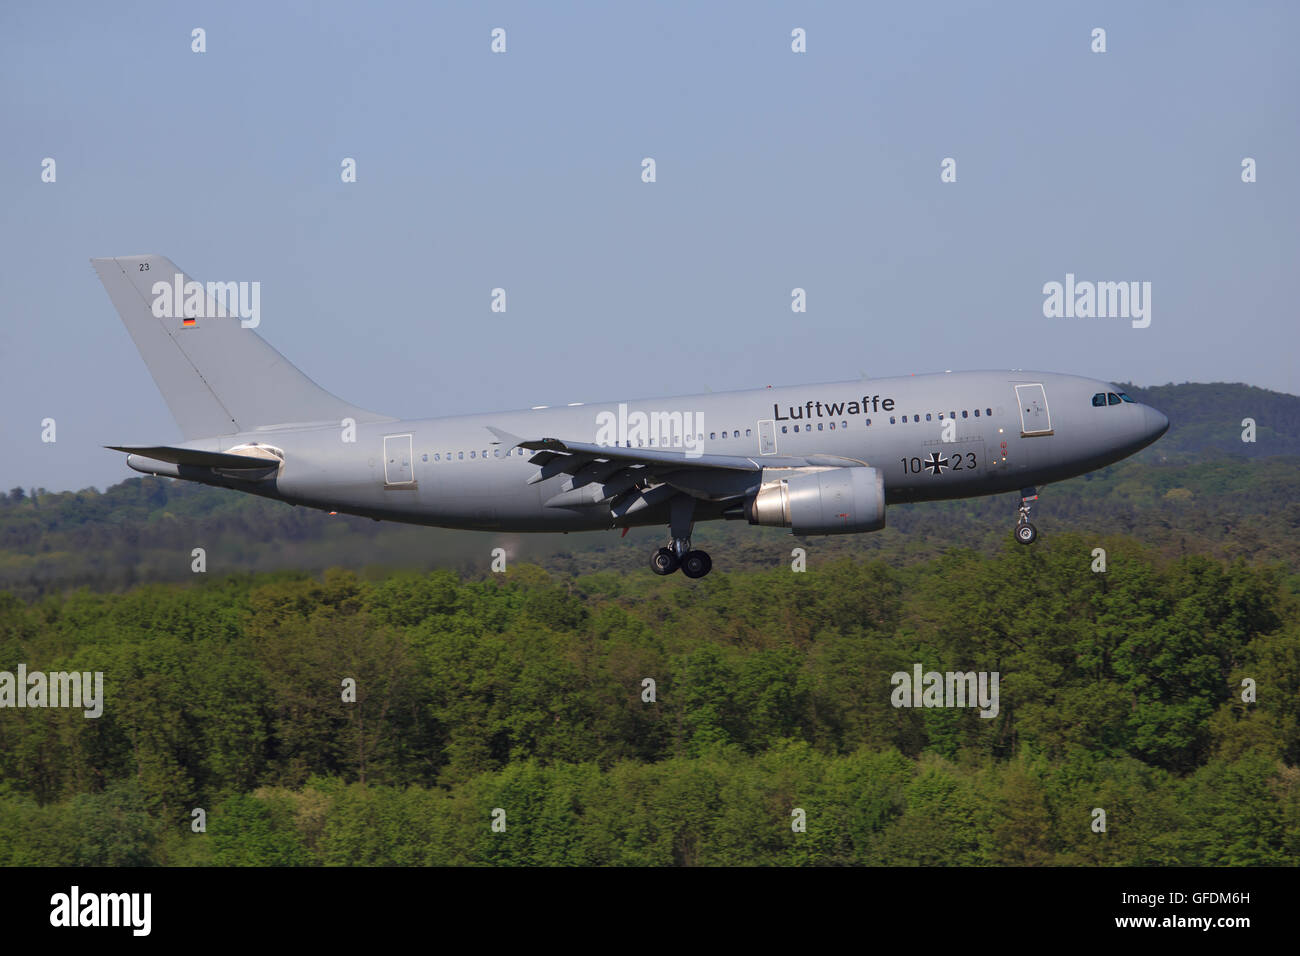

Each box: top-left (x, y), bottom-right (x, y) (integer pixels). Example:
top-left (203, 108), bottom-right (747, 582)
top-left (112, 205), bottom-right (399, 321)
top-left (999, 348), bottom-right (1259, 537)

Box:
top-left (2, 0), bottom-right (1296, 491)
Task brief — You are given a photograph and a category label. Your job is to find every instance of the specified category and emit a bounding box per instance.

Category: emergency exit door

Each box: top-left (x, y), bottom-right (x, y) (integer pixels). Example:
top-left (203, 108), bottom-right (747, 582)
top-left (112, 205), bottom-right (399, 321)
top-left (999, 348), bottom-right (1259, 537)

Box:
top-left (1015, 384), bottom-right (1053, 436)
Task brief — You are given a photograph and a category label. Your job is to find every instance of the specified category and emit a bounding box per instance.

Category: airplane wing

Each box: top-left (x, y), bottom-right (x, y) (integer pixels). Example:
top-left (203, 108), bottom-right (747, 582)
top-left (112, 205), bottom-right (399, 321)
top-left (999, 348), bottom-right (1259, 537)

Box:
top-left (485, 426), bottom-right (864, 517)
top-left (493, 430), bottom-right (811, 471)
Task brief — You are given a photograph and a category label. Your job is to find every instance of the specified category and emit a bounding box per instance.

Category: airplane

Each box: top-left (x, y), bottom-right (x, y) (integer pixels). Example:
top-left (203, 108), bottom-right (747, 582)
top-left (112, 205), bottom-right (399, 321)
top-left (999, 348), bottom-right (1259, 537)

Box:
top-left (92, 254), bottom-right (1170, 579)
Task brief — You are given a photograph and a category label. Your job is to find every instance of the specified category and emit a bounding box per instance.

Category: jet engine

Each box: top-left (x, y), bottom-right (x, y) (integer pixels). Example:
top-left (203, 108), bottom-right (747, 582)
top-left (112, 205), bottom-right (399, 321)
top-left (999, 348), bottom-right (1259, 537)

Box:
top-left (745, 466), bottom-right (885, 535)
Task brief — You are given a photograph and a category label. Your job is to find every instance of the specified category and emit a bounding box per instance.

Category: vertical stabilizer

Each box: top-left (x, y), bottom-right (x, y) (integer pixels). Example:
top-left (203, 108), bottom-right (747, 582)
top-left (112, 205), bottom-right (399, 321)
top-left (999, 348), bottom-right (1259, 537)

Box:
top-left (92, 255), bottom-right (393, 438)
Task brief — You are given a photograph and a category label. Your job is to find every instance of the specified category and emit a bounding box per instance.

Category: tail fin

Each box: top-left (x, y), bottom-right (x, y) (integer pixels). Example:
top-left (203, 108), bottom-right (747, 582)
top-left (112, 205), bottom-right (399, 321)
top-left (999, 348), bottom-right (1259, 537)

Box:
top-left (92, 254), bottom-right (393, 438)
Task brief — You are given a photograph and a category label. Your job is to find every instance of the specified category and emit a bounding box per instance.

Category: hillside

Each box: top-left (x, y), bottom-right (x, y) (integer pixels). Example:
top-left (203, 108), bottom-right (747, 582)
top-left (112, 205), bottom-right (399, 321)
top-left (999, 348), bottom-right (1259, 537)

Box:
top-left (2, 381), bottom-right (1297, 868)
top-left (1119, 381), bottom-right (1300, 458)
top-left (1, 537), bottom-right (1296, 866)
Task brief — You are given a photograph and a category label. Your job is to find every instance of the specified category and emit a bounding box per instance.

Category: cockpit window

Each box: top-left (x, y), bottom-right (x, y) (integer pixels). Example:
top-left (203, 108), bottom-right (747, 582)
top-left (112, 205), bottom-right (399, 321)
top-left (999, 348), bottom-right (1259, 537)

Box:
top-left (1107, 393), bottom-right (1122, 406)
top-left (1092, 392), bottom-right (1107, 407)
top-left (1117, 392), bottom-right (1135, 403)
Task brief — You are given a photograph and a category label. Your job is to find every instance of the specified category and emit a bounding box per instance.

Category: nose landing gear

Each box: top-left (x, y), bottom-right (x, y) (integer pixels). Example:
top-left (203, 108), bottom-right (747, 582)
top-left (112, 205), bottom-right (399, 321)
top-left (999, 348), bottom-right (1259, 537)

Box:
top-left (1014, 488), bottom-right (1039, 544)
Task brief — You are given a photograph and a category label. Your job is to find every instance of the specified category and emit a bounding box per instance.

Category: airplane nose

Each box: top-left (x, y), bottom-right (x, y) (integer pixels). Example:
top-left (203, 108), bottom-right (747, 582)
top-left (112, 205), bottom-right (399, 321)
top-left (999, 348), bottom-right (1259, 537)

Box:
top-left (1143, 405), bottom-right (1170, 441)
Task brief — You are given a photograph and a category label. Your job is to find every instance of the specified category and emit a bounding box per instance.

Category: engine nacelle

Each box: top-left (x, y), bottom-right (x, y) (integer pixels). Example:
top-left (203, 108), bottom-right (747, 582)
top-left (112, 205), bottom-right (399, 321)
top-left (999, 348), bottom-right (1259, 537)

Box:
top-left (746, 466), bottom-right (886, 535)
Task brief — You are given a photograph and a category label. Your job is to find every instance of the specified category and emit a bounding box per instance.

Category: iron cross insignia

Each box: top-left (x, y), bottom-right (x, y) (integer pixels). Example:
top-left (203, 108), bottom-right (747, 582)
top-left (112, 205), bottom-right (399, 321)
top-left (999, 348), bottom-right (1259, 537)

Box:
top-left (924, 452), bottom-right (950, 475)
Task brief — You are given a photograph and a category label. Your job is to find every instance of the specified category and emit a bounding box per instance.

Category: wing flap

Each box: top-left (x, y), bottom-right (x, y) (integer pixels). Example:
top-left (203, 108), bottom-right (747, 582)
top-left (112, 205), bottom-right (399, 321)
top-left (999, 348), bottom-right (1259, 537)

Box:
top-left (486, 425), bottom-right (867, 512)
top-left (486, 426), bottom-right (808, 472)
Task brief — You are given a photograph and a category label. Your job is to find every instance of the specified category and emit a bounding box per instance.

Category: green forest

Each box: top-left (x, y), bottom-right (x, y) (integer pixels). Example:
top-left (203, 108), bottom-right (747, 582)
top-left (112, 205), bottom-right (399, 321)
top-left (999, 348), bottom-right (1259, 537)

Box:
top-left (0, 381), bottom-right (1297, 865)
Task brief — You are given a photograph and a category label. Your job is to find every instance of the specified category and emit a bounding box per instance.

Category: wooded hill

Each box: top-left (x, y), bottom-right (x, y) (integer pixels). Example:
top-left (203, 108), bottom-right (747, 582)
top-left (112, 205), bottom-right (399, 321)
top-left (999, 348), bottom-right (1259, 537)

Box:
top-left (0, 382), bottom-right (1297, 865)
top-left (0, 540), bottom-right (1296, 865)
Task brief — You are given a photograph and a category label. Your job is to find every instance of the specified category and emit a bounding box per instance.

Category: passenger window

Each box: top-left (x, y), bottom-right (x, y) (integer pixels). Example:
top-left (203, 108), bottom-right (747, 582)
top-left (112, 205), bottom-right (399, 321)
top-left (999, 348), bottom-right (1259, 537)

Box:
top-left (794, 425), bottom-right (800, 432)
top-left (733, 430), bottom-right (739, 438)
top-left (866, 418), bottom-right (872, 426)
top-left (817, 423), bottom-right (823, 431)
top-left (710, 432), bottom-right (716, 440)
top-left (962, 410), bottom-right (968, 418)
top-left (986, 408), bottom-right (992, 416)
top-left (745, 428), bottom-right (751, 436)
top-left (781, 426), bottom-right (788, 433)
top-left (829, 422), bottom-right (835, 430)
top-left (1092, 392), bottom-right (1107, 407)
top-left (458, 452), bottom-right (464, 460)
top-left (925, 413), bottom-right (932, 421)
top-left (913, 415), bottom-right (919, 423)
top-left (973, 409), bottom-right (980, 418)
top-left (889, 416), bottom-right (896, 424)
top-left (841, 421), bottom-right (847, 428)
top-left (1107, 393), bottom-right (1121, 406)
top-left (949, 411), bottom-right (955, 419)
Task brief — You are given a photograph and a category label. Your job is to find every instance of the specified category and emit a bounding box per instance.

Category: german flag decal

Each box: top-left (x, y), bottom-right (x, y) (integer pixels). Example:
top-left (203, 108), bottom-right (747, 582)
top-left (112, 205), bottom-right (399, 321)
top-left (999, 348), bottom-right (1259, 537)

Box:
top-left (182, 316), bottom-right (196, 326)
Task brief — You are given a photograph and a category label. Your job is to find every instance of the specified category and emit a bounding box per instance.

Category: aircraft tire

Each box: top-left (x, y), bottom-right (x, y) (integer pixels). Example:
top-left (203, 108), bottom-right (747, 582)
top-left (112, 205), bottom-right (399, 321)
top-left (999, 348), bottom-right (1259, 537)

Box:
top-left (650, 547), bottom-right (680, 575)
top-left (681, 550), bottom-right (712, 578)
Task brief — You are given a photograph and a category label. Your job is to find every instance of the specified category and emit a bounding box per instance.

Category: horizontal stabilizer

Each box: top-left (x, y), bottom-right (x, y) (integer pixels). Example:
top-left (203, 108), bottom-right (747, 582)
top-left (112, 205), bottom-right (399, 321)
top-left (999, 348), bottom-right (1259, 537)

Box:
top-left (105, 445), bottom-right (280, 469)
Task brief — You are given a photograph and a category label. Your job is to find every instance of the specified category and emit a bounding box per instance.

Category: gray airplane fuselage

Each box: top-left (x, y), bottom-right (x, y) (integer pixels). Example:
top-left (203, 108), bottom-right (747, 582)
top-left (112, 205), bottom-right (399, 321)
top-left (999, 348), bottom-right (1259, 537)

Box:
top-left (138, 369), bottom-right (1168, 533)
top-left (93, 254), bottom-right (1168, 550)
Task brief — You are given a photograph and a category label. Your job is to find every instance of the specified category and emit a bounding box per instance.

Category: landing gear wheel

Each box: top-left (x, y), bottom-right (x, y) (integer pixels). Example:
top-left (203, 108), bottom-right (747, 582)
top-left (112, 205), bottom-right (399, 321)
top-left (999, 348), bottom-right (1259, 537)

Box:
top-left (650, 547), bottom-right (680, 575)
top-left (680, 550), bottom-right (712, 579)
top-left (1015, 522), bottom-right (1038, 545)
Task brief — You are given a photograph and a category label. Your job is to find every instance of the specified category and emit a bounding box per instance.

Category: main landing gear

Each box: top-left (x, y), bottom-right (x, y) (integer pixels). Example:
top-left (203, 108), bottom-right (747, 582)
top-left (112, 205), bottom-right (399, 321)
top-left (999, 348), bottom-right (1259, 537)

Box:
top-left (649, 543), bottom-right (713, 578)
top-left (649, 495), bottom-right (713, 578)
top-left (1014, 487), bottom-right (1039, 544)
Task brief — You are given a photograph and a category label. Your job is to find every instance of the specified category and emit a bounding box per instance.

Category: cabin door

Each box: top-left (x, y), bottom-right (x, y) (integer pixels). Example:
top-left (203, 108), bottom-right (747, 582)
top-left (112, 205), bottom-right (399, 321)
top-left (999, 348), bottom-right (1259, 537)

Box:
top-left (383, 434), bottom-right (417, 487)
top-left (1015, 384), bottom-right (1053, 436)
